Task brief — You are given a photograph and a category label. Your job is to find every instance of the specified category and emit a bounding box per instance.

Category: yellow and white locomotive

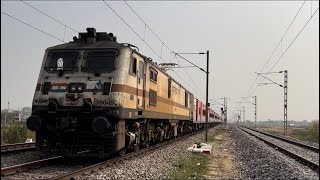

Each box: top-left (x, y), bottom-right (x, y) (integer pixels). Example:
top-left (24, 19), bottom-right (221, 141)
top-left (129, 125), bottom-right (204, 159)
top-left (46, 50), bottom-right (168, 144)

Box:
top-left (27, 28), bottom-right (223, 158)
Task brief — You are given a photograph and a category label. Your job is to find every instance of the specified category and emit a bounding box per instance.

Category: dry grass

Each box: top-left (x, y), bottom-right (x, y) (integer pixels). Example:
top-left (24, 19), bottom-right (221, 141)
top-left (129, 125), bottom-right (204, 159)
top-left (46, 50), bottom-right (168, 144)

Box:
top-left (259, 123), bottom-right (319, 144)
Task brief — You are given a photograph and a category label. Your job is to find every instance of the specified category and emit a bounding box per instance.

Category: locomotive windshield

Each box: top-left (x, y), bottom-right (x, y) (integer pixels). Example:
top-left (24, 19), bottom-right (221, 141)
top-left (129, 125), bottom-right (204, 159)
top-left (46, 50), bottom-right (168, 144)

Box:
top-left (44, 50), bottom-right (79, 72)
top-left (82, 50), bottom-right (116, 73)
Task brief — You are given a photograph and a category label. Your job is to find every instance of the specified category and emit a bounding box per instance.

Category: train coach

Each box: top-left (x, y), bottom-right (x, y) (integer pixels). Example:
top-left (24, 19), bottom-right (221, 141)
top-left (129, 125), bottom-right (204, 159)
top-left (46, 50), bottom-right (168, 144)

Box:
top-left (26, 28), bottom-right (223, 158)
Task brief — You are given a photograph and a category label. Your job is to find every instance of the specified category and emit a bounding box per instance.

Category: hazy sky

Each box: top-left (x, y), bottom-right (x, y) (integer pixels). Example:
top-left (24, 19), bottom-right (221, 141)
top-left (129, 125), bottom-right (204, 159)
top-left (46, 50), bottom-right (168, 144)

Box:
top-left (1, 1), bottom-right (319, 122)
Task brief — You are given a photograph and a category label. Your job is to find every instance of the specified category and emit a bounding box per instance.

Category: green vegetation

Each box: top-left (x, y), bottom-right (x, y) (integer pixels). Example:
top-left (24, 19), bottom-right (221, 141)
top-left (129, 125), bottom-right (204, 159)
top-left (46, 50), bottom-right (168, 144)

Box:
top-left (1, 113), bottom-right (35, 145)
top-left (166, 153), bottom-right (208, 180)
top-left (260, 120), bottom-right (319, 144)
top-left (290, 120), bottom-right (319, 143)
top-left (165, 128), bottom-right (225, 180)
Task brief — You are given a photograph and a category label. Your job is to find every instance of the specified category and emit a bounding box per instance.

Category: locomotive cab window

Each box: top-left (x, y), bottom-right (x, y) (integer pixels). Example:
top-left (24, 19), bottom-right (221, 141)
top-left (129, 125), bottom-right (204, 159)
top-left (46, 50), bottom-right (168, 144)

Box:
top-left (149, 67), bottom-right (158, 83)
top-left (83, 50), bottom-right (116, 73)
top-left (44, 50), bottom-right (79, 72)
top-left (130, 58), bottom-right (137, 76)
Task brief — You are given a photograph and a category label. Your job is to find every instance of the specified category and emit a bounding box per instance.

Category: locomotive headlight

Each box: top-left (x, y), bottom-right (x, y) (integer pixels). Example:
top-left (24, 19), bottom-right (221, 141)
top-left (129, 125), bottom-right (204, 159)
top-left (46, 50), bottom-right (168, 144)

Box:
top-left (77, 84), bottom-right (84, 92)
top-left (70, 84), bottom-right (77, 92)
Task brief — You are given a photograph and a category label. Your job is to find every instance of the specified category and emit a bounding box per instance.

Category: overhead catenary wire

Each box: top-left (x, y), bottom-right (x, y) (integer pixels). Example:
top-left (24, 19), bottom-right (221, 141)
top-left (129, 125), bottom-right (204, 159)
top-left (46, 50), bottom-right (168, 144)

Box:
top-left (251, 7), bottom-right (319, 95)
top-left (123, 0), bottom-right (206, 96)
top-left (174, 56), bottom-right (205, 96)
top-left (234, 5), bottom-right (319, 119)
top-left (102, 0), bottom-right (167, 64)
top-left (110, 0), bottom-right (206, 99)
top-left (247, 0), bottom-right (307, 94)
top-left (20, 0), bottom-right (79, 33)
top-left (1, 11), bottom-right (65, 42)
top-left (123, 0), bottom-right (172, 53)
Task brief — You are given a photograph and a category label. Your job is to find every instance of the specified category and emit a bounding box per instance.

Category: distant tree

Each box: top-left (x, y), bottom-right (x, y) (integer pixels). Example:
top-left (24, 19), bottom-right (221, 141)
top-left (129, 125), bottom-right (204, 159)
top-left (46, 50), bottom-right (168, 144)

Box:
top-left (310, 120), bottom-right (319, 143)
top-left (1, 113), bottom-right (13, 123)
top-left (1, 123), bottom-right (28, 145)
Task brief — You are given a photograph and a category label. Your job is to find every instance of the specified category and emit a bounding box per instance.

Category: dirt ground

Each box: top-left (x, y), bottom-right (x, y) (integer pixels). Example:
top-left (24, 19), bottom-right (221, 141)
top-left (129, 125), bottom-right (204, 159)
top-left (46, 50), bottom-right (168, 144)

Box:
top-left (203, 127), bottom-right (239, 180)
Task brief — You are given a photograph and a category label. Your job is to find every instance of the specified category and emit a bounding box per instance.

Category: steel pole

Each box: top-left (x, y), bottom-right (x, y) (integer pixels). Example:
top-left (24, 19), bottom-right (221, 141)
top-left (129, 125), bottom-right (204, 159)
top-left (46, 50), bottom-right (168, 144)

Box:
top-left (254, 96), bottom-right (257, 128)
top-left (284, 70), bottom-right (288, 135)
top-left (225, 99), bottom-right (227, 122)
top-left (243, 106), bottom-right (245, 124)
top-left (205, 50), bottom-right (209, 142)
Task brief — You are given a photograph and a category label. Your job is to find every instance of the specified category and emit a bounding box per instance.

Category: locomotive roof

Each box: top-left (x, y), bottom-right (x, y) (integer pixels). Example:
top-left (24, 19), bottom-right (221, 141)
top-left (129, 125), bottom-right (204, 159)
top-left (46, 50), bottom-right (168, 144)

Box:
top-left (47, 39), bottom-right (126, 50)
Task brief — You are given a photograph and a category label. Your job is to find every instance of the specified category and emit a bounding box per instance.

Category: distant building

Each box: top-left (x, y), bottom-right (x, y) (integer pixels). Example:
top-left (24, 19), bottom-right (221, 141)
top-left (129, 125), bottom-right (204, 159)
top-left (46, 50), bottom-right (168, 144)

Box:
top-left (21, 107), bottom-right (32, 121)
top-left (11, 110), bottom-right (21, 121)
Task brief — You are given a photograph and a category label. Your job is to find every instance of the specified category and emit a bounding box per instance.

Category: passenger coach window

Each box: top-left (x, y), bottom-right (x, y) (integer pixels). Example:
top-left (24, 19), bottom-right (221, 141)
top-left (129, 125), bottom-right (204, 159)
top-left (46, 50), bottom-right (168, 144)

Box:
top-left (83, 51), bottom-right (116, 73)
top-left (130, 58), bottom-right (137, 75)
top-left (45, 50), bottom-right (79, 72)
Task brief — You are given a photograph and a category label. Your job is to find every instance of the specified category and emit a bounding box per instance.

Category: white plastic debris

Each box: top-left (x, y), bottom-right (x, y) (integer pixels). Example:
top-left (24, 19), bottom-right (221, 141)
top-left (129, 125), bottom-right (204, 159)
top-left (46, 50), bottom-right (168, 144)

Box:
top-left (186, 142), bottom-right (212, 154)
top-left (25, 138), bottom-right (33, 143)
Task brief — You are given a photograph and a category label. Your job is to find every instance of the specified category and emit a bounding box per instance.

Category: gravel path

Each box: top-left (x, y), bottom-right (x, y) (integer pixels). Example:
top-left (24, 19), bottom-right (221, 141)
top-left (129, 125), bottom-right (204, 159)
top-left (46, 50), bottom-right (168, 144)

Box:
top-left (79, 126), bottom-right (220, 180)
top-left (229, 124), bottom-right (319, 180)
top-left (242, 127), bottom-right (319, 165)
top-left (1, 150), bottom-right (51, 168)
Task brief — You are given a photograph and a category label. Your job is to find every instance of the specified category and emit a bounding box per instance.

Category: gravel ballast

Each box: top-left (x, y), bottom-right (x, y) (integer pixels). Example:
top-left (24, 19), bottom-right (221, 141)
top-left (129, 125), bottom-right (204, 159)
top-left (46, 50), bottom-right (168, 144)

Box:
top-left (79, 127), bottom-right (220, 180)
top-left (242, 127), bottom-right (319, 165)
top-left (229, 124), bottom-right (319, 180)
top-left (1, 150), bottom-right (51, 168)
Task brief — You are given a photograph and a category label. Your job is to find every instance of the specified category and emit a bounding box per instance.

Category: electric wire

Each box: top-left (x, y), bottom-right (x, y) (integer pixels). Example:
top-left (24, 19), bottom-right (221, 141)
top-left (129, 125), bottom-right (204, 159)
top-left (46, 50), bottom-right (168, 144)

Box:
top-left (123, 0), bottom-right (206, 97)
top-left (250, 7), bottom-right (319, 95)
top-left (20, 0), bottom-right (79, 33)
top-left (102, 0), bottom-right (166, 64)
top-left (109, 0), bottom-right (206, 99)
top-left (123, 1), bottom-right (172, 53)
top-left (236, 4), bottom-right (319, 116)
top-left (1, 11), bottom-right (65, 42)
top-left (247, 0), bottom-right (307, 94)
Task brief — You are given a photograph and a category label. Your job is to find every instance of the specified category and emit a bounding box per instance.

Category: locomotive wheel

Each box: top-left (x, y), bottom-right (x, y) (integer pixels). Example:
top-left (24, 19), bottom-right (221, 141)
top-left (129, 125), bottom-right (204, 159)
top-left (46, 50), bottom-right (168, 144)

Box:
top-left (134, 144), bottom-right (139, 151)
top-left (118, 148), bottom-right (126, 156)
top-left (145, 141), bottom-right (150, 148)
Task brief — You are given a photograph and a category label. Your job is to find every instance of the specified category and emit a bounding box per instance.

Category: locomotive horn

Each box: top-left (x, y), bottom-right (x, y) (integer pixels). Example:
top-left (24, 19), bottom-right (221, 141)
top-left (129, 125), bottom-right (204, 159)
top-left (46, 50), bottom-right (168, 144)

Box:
top-left (26, 115), bottom-right (42, 131)
top-left (92, 116), bottom-right (112, 133)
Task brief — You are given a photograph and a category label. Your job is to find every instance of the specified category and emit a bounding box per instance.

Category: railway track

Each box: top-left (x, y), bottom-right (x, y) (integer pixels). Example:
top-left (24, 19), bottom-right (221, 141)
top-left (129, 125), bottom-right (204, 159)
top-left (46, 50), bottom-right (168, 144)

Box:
top-left (1, 125), bottom-right (221, 179)
top-left (1, 142), bottom-right (36, 154)
top-left (238, 126), bottom-right (319, 173)
top-left (1, 156), bottom-right (62, 177)
top-left (52, 126), bottom-right (215, 180)
top-left (242, 126), bottom-right (319, 153)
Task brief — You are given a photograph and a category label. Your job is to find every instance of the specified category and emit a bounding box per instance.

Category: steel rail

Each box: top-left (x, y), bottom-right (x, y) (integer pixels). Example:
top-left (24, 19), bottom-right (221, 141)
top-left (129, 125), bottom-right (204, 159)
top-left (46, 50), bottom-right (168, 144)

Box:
top-left (1, 156), bottom-right (62, 176)
top-left (241, 126), bottom-right (319, 153)
top-left (238, 126), bottom-right (319, 173)
top-left (1, 142), bottom-right (36, 153)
